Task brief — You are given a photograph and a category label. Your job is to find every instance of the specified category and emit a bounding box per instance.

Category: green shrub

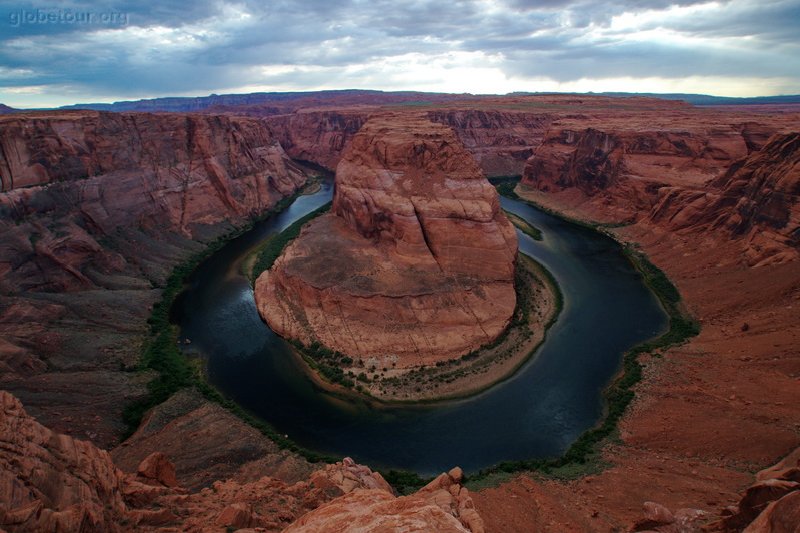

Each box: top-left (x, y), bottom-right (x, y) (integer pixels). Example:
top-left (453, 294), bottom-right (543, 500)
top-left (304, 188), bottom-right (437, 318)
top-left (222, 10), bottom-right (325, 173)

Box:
top-left (251, 203), bottom-right (331, 280)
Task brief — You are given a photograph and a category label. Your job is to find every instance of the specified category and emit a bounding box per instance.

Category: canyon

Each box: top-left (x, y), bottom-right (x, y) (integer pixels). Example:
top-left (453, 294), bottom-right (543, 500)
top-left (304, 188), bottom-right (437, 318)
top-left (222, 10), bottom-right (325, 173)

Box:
top-left (1, 93), bottom-right (799, 531)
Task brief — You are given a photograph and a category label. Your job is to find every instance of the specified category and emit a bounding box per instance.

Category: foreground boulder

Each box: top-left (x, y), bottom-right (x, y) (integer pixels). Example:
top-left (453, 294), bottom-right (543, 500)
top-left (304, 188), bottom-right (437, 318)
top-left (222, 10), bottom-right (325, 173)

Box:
top-left (0, 390), bottom-right (127, 531)
top-left (719, 446), bottom-right (800, 532)
top-left (286, 467), bottom-right (484, 533)
top-left (256, 113), bottom-right (518, 368)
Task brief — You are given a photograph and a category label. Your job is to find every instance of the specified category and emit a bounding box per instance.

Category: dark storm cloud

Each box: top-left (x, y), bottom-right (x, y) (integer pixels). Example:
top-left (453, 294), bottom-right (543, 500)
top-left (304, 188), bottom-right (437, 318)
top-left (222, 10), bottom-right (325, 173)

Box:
top-left (0, 0), bottom-right (798, 103)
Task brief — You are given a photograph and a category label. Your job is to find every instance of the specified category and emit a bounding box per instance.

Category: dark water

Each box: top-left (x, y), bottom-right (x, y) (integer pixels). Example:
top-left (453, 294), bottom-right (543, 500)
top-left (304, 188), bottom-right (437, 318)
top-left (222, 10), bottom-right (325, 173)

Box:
top-left (173, 180), bottom-right (668, 475)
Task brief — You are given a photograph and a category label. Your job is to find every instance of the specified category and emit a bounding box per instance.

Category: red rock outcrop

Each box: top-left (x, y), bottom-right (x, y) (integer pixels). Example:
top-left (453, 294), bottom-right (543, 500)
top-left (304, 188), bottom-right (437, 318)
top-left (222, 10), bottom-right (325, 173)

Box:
top-left (743, 491), bottom-right (800, 533)
top-left (256, 113), bottom-right (517, 366)
top-left (1, 389), bottom-right (485, 532)
top-left (718, 446), bottom-right (800, 532)
top-left (0, 110), bottom-right (307, 448)
top-left (285, 467), bottom-right (484, 533)
top-left (649, 132), bottom-right (800, 266)
top-left (0, 390), bottom-right (128, 532)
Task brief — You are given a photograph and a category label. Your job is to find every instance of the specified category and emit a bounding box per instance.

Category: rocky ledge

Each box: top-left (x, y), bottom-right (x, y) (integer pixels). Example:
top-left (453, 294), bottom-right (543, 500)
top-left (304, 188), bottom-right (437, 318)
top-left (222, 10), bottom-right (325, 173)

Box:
top-left (255, 114), bottom-right (518, 371)
top-left (0, 390), bottom-right (485, 532)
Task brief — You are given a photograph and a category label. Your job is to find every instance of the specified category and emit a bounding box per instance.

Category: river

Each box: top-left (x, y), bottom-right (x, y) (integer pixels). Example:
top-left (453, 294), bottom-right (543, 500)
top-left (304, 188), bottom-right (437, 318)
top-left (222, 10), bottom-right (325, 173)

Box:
top-left (173, 179), bottom-right (668, 475)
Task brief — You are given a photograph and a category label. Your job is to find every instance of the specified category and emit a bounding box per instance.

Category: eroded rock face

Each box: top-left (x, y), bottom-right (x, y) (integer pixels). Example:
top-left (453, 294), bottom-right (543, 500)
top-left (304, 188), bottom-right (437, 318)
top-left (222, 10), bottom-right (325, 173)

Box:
top-left (266, 110), bottom-right (368, 170)
top-left (256, 114), bottom-right (517, 366)
top-left (0, 389), bottom-right (485, 532)
top-left (0, 111), bottom-right (306, 292)
top-left (266, 108), bottom-right (553, 177)
top-left (285, 467), bottom-right (485, 533)
top-left (521, 126), bottom-right (752, 220)
top-left (650, 132), bottom-right (800, 266)
top-left (0, 110), bottom-right (307, 449)
top-left (427, 109), bottom-right (552, 177)
top-left (0, 390), bottom-right (127, 532)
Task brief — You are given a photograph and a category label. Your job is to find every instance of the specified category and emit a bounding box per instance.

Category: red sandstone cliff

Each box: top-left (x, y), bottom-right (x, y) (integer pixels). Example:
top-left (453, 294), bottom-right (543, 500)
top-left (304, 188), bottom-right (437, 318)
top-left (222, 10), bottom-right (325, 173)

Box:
top-left (256, 113), bottom-right (517, 367)
top-left (519, 117), bottom-right (799, 265)
top-left (0, 110), bottom-right (307, 448)
top-left (521, 125), bottom-right (754, 219)
top-left (265, 110), bottom-right (368, 170)
top-left (426, 109), bottom-right (552, 177)
top-left (265, 108), bottom-right (553, 177)
top-left (649, 132), bottom-right (800, 265)
top-left (0, 111), bottom-right (305, 291)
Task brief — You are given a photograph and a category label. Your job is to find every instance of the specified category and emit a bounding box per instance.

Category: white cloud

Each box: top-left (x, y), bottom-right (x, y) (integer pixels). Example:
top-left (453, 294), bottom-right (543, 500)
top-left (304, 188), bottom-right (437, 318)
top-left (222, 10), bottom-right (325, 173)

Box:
top-left (0, 0), bottom-right (797, 107)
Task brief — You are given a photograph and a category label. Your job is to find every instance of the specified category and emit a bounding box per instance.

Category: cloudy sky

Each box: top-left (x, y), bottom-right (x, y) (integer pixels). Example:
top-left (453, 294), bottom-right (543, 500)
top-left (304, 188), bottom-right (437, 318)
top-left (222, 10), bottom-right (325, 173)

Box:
top-left (1, 0), bottom-right (798, 107)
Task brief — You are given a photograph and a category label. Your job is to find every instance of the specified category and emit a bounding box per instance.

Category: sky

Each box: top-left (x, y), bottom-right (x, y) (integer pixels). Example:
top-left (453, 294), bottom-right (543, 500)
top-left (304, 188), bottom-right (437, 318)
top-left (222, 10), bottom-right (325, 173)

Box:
top-left (0, 0), bottom-right (798, 108)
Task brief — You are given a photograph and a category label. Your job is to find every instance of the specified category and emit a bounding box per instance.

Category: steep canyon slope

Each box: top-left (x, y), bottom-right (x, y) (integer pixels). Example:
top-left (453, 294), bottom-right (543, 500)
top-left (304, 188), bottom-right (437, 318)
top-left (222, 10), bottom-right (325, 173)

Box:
top-left (0, 390), bottom-right (485, 532)
top-left (0, 111), bottom-right (306, 450)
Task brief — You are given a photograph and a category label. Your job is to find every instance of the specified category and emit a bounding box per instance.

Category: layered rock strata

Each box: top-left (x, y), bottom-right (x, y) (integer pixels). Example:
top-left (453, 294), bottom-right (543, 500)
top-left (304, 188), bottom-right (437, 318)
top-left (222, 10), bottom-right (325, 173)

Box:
top-left (649, 132), bottom-right (800, 266)
top-left (0, 111), bottom-right (306, 447)
top-left (0, 390), bottom-right (484, 532)
top-left (256, 114), bottom-right (517, 367)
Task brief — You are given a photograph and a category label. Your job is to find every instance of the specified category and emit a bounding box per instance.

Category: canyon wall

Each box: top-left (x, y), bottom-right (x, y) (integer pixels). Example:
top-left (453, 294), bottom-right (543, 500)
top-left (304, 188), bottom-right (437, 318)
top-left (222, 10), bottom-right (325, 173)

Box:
top-left (256, 113), bottom-right (518, 367)
top-left (521, 124), bottom-right (754, 220)
top-left (520, 122), bottom-right (799, 265)
top-left (265, 108), bottom-right (553, 177)
top-left (487, 105), bottom-right (800, 531)
top-left (265, 110), bottom-right (368, 170)
top-left (426, 110), bottom-right (552, 177)
top-left (0, 111), bottom-right (306, 447)
top-left (649, 132), bottom-right (800, 266)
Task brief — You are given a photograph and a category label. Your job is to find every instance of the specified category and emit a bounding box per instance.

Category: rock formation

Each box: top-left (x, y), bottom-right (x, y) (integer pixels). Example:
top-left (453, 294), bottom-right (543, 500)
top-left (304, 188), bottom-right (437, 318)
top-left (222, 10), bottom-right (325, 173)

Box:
top-left (650, 132), bottom-right (800, 265)
top-left (520, 125), bottom-right (754, 221)
top-left (285, 467), bottom-right (484, 533)
top-left (0, 389), bottom-right (484, 532)
top-left (0, 111), bottom-right (305, 288)
top-left (426, 109), bottom-right (552, 177)
top-left (266, 108), bottom-right (553, 178)
top-left (2, 94), bottom-right (800, 533)
top-left (0, 110), bottom-right (307, 448)
top-left (0, 390), bottom-right (128, 531)
top-left (256, 113), bottom-right (517, 367)
top-left (266, 110), bottom-right (368, 170)
top-left (520, 120), bottom-right (799, 265)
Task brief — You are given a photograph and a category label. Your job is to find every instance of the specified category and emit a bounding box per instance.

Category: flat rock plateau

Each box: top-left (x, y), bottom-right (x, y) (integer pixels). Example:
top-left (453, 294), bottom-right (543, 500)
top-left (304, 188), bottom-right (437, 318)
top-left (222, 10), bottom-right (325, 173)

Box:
top-left (1, 93), bottom-right (799, 531)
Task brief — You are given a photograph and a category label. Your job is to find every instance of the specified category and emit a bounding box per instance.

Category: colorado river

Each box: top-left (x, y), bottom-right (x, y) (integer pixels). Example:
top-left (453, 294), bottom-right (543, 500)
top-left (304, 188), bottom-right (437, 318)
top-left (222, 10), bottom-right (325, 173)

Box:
top-left (173, 179), bottom-right (668, 475)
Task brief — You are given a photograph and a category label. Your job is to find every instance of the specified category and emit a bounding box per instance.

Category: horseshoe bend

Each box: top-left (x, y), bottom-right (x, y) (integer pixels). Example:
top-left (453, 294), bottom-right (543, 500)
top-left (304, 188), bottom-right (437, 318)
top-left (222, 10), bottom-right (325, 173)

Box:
top-left (0, 92), bottom-right (799, 532)
top-left (253, 114), bottom-right (561, 400)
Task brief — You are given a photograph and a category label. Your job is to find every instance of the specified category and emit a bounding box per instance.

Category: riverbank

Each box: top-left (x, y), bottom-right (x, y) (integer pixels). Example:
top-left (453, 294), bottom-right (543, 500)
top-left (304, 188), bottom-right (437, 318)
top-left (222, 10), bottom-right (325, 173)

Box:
top-left (471, 182), bottom-right (800, 532)
top-left (463, 183), bottom-right (700, 481)
top-left (286, 252), bottom-right (561, 404)
top-left (168, 179), bottom-right (679, 489)
top-left (121, 178), bottom-right (339, 466)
